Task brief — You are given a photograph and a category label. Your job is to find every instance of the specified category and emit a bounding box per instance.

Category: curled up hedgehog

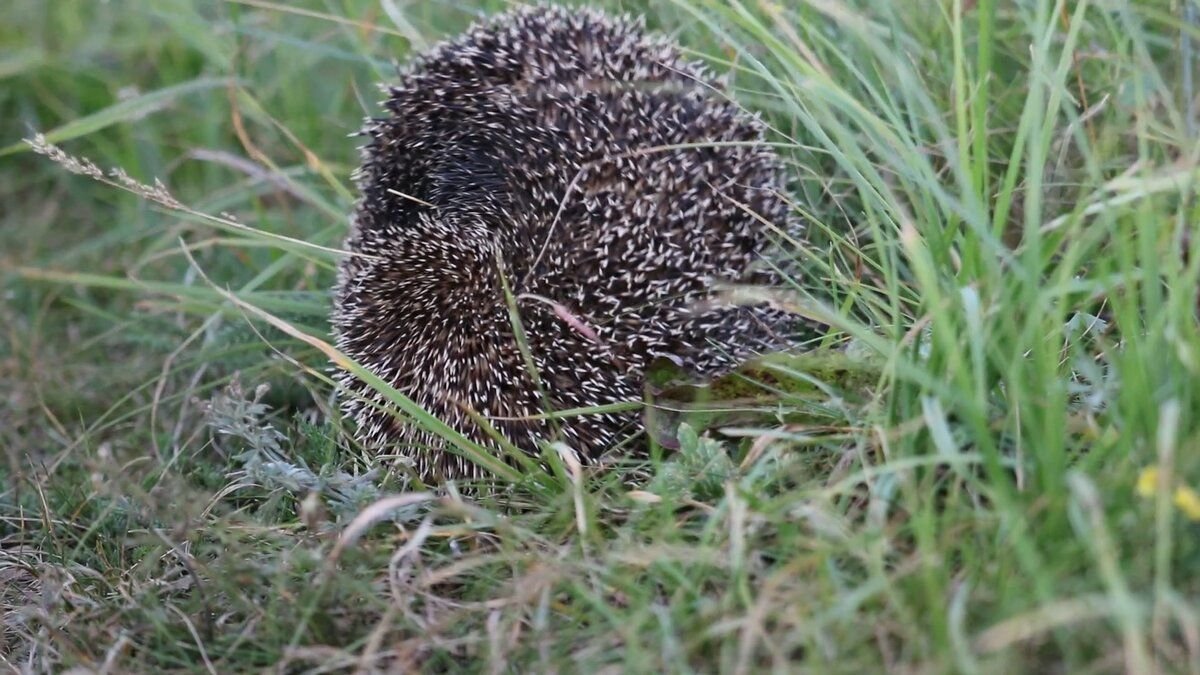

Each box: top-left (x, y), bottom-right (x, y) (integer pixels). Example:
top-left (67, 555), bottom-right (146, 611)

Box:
top-left (332, 5), bottom-right (816, 483)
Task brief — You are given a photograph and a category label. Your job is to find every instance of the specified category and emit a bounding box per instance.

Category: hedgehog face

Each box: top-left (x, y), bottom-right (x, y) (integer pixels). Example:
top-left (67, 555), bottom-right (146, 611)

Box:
top-left (331, 5), bottom-right (810, 483)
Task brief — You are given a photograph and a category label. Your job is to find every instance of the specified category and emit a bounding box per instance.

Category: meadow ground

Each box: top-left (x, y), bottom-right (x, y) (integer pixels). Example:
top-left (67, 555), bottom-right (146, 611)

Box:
top-left (2, 0), bottom-right (1200, 672)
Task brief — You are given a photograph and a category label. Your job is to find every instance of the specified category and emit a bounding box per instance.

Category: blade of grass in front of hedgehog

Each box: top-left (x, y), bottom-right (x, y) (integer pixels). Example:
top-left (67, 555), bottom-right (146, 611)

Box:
top-left (496, 250), bottom-right (558, 440)
top-left (515, 401), bottom-right (644, 422)
top-left (177, 244), bottom-right (524, 485)
top-left (456, 405), bottom-right (547, 484)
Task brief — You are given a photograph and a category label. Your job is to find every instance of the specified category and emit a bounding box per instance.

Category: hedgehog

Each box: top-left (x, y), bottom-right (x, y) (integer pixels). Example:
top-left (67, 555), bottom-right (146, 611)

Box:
top-left (332, 4), bottom-right (815, 483)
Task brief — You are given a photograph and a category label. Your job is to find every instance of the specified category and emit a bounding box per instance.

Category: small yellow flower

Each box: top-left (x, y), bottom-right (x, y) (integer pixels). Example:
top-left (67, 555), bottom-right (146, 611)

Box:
top-left (1173, 485), bottom-right (1200, 521)
top-left (1135, 465), bottom-right (1200, 522)
top-left (1136, 466), bottom-right (1159, 498)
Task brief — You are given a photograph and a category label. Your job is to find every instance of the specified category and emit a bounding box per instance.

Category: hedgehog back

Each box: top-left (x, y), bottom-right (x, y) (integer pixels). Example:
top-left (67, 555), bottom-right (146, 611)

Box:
top-left (333, 6), bottom-right (803, 482)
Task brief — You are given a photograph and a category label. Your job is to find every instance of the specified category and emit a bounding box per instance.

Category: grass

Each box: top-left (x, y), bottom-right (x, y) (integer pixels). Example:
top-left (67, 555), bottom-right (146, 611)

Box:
top-left (2, 0), bottom-right (1199, 672)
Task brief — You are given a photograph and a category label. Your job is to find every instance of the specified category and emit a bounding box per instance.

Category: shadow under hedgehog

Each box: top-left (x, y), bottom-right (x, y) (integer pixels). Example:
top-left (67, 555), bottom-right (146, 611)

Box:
top-left (332, 4), bottom-right (818, 483)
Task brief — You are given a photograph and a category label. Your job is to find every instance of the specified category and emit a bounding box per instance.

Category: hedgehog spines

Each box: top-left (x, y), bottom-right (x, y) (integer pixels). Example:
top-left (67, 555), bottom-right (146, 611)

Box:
top-left (332, 4), bottom-right (811, 483)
